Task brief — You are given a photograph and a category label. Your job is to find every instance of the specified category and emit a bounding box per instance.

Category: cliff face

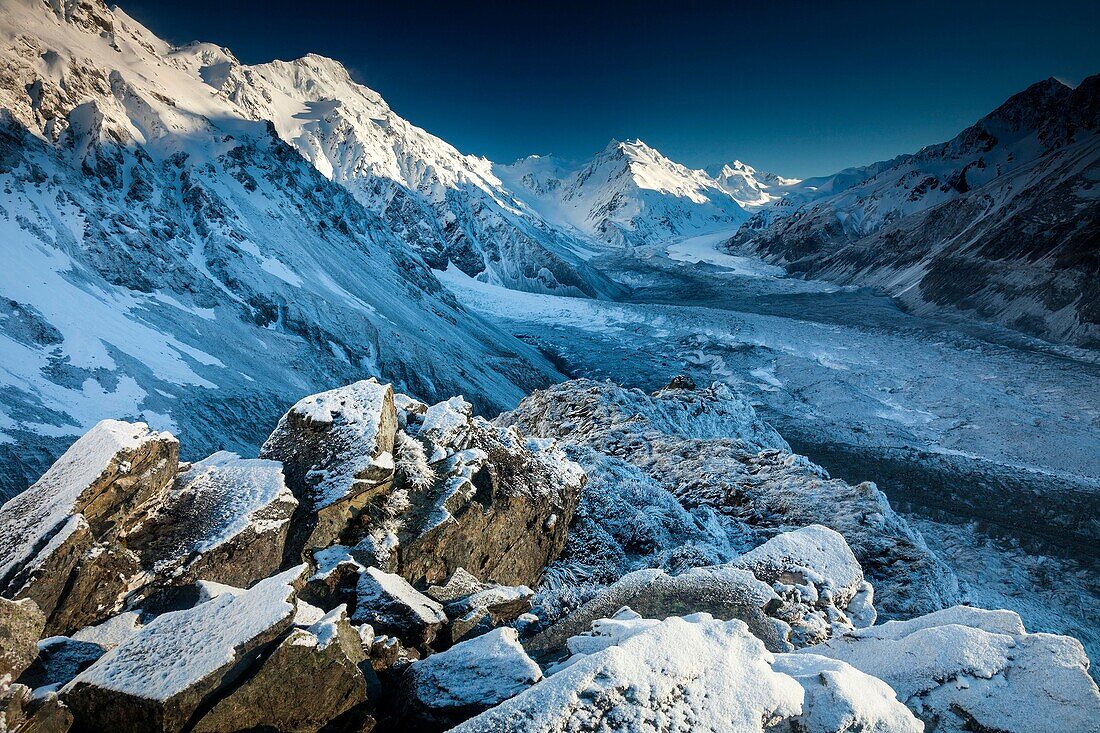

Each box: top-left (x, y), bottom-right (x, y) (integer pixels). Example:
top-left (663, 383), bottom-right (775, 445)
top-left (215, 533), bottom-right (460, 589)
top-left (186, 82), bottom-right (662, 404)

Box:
top-left (728, 76), bottom-right (1100, 347)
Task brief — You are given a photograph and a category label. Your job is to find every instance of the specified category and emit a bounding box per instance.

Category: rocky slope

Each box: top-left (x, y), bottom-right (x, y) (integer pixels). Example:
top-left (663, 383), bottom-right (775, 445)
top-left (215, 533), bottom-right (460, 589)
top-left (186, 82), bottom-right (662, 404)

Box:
top-left (0, 0), bottom-right (567, 499)
top-left (0, 376), bottom-right (1096, 732)
top-left (728, 76), bottom-right (1100, 346)
top-left (499, 139), bottom-right (750, 247)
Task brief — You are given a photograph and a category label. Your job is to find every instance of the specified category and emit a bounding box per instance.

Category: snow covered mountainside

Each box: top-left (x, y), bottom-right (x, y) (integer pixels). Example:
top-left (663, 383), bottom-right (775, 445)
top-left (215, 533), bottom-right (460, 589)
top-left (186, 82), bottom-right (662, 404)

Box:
top-left (707, 160), bottom-right (801, 210)
top-left (499, 139), bottom-right (751, 247)
top-left (0, 0), bottom-right (565, 498)
top-left (204, 51), bottom-right (621, 299)
top-left (728, 76), bottom-right (1100, 346)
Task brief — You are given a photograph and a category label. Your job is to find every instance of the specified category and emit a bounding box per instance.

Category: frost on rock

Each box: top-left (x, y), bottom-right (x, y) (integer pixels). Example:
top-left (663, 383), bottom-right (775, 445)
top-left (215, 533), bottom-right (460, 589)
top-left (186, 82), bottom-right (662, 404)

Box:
top-left (451, 614), bottom-right (803, 733)
top-left (0, 420), bottom-right (178, 634)
top-left (802, 605), bottom-right (1100, 733)
top-left (731, 525), bottom-right (877, 637)
top-left (62, 565), bottom-right (306, 733)
top-left (351, 566), bottom-right (447, 650)
top-left (124, 452), bottom-right (298, 590)
top-left (191, 605), bottom-right (369, 733)
top-left (502, 379), bottom-right (958, 619)
top-left (401, 627), bottom-right (541, 729)
top-left (771, 653), bottom-right (922, 733)
top-left (260, 379), bottom-right (398, 560)
top-left (526, 565), bottom-right (792, 660)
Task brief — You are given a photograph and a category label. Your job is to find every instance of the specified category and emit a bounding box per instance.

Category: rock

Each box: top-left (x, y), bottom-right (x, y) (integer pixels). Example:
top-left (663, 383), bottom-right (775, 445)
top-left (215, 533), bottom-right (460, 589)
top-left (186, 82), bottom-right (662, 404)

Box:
top-left (264, 381), bottom-right (584, 589)
top-left (802, 606), bottom-right (1100, 733)
top-left (526, 565), bottom-right (792, 660)
top-left (18, 637), bottom-right (105, 691)
top-left (123, 452), bottom-right (298, 590)
top-left (428, 569), bottom-right (534, 643)
top-left (0, 682), bottom-right (31, 732)
top-left (62, 565), bottom-right (306, 733)
top-left (351, 567), bottom-right (446, 651)
top-left (301, 545), bottom-right (366, 610)
top-left (12, 692), bottom-right (73, 733)
top-left (501, 379), bottom-right (959, 619)
top-left (385, 394), bottom-right (585, 587)
top-left (369, 635), bottom-right (419, 673)
top-left (451, 614), bottom-right (803, 733)
top-left (401, 627), bottom-right (541, 730)
top-left (192, 605), bottom-right (369, 733)
top-left (0, 421), bottom-right (178, 634)
top-left (771, 653), bottom-right (922, 733)
top-left (260, 380), bottom-right (398, 562)
top-left (0, 597), bottom-right (45, 680)
top-left (730, 525), bottom-right (876, 642)
top-left (660, 374), bottom-right (696, 391)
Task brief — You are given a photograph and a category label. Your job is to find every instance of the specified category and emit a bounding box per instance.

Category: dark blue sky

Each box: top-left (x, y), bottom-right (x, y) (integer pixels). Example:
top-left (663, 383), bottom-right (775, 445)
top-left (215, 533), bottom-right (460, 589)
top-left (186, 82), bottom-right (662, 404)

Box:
top-left (117, 0), bottom-right (1099, 178)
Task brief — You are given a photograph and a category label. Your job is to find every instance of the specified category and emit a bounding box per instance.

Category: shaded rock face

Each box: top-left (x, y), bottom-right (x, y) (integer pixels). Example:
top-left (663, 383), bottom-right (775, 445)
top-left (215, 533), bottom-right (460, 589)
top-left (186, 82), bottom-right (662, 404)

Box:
top-left (192, 606), bottom-right (369, 733)
top-left (501, 379), bottom-right (958, 619)
top-left (0, 420), bottom-right (178, 635)
top-left (262, 380), bottom-right (585, 589)
top-left (400, 627), bottom-right (541, 731)
top-left (61, 565), bottom-right (306, 733)
top-left (0, 597), bottom-right (45, 680)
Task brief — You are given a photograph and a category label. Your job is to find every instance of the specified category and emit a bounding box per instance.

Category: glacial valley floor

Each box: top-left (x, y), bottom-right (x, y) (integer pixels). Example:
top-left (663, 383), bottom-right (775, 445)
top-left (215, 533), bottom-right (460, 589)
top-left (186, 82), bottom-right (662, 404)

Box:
top-left (438, 230), bottom-right (1100, 674)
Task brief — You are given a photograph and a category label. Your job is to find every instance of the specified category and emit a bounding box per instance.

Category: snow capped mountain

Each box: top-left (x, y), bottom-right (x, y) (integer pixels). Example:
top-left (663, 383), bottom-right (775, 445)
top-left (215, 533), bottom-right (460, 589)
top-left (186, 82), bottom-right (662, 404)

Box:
top-left (0, 0), bottom-right (564, 497)
top-left (728, 76), bottom-right (1100, 346)
top-left (707, 160), bottom-right (800, 210)
top-left (197, 51), bottom-right (619, 298)
top-left (500, 139), bottom-right (750, 247)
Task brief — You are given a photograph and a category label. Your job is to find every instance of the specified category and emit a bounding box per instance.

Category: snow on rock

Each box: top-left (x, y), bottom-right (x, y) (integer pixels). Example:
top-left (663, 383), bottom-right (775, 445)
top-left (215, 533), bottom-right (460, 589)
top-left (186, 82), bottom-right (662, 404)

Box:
top-left (770, 653), bottom-right (923, 733)
top-left (502, 379), bottom-right (958, 620)
top-left (0, 420), bottom-right (178, 634)
top-left (400, 627), bottom-right (541, 729)
top-left (525, 565), bottom-right (792, 660)
top-left (802, 605), bottom-right (1100, 733)
top-left (260, 379), bottom-right (398, 560)
top-left (731, 525), bottom-right (877, 634)
top-left (351, 567), bottom-right (447, 650)
top-left (123, 452), bottom-right (297, 590)
top-left (451, 614), bottom-right (803, 733)
top-left (424, 568), bottom-right (534, 643)
top-left (191, 604), bottom-right (370, 733)
top-left (62, 565), bottom-right (306, 733)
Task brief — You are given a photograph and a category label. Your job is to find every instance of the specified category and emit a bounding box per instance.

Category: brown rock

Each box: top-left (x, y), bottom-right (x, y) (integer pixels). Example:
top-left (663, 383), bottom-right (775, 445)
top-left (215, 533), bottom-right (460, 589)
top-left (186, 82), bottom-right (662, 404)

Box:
top-left (0, 597), bottom-right (45, 680)
top-left (62, 566), bottom-right (305, 733)
top-left (192, 606), bottom-right (368, 733)
top-left (0, 420), bottom-right (178, 635)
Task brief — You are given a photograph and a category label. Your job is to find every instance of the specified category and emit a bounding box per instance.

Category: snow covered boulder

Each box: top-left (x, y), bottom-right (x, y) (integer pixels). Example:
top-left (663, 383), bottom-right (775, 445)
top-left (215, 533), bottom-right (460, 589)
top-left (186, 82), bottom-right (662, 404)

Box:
top-left (0, 420), bottom-right (178, 634)
top-left (123, 452), bottom-right (298, 591)
top-left (731, 525), bottom-right (876, 642)
top-left (351, 567), bottom-right (447, 650)
top-left (18, 636), bottom-right (106, 692)
top-left (526, 565), bottom-right (792, 660)
top-left (400, 627), bottom-right (542, 730)
top-left (192, 605), bottom-right (370, 733)
top-left (802, 606), bottom-right (1100, 733)
top-left (0, 597), bottom-right (45, 680)
top-left (260, 379), bottom-right (398, 562)
top-left (62, 565), bottom-right (306, 733)
top-left (771, 653), bottom-right (922, 733)
top-left (451, 614), bottom-right (803, 733)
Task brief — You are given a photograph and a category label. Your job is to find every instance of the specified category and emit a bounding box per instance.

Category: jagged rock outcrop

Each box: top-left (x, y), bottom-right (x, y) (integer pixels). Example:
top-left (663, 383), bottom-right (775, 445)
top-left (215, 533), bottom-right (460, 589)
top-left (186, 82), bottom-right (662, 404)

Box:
top-left (192, 606), bottom-right (371, 733)
top-left (62, 566), bottom-right (306, 733)
top-left (426, 569), bottom-right (534, 644)
top-left (0, 421), bottom-right (178, 634)
top-left (400, 627), bottom-right (541, 730)
top-left (501, 379), bottom-right (958, 619)
top-left (802, 606), bottom-right (1100, 733)
top-left (124, 452), bottom-right (298, 592)
top-left (262, 380), bottom-right (585, 588)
